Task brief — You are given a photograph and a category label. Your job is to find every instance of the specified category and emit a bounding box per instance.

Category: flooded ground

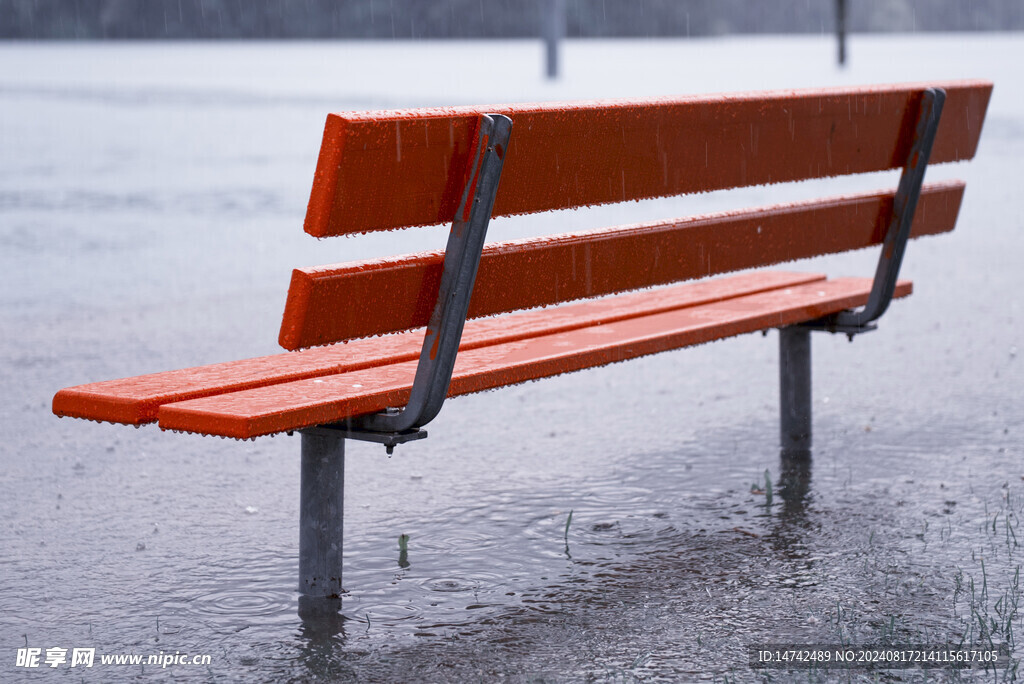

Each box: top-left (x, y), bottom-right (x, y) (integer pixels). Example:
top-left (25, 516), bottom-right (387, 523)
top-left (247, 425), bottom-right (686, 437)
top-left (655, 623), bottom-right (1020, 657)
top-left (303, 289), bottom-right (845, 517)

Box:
top-left (1, 34), bottom-right (1023, 682)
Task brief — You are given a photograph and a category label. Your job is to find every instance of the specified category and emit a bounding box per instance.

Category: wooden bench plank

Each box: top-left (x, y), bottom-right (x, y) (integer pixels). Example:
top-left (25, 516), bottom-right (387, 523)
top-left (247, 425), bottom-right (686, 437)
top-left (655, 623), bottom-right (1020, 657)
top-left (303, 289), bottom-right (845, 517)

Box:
top-left (305, 80), bottom-right (990, 236)
top-left (160, 277), bottom-right (911, 438)
top-left (53, 271), bottom-right (823, 425)
top-left (283, 181), bottom-right (962, 348)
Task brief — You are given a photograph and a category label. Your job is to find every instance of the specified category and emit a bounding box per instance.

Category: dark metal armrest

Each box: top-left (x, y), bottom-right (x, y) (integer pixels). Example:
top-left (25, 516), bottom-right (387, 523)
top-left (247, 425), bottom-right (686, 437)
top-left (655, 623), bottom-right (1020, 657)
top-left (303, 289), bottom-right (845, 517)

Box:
top-left (341, 114), bottom-right (513, 443)
top-left (804, 87), bottom-right (946, 337)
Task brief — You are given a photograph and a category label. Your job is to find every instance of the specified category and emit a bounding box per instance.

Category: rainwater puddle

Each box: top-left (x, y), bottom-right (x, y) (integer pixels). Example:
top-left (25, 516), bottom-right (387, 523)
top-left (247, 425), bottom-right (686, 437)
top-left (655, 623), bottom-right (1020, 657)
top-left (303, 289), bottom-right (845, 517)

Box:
top-left (164, 420), bottom-right (1021, 681)
top-left (4, 35), bottom-right (1024, 682)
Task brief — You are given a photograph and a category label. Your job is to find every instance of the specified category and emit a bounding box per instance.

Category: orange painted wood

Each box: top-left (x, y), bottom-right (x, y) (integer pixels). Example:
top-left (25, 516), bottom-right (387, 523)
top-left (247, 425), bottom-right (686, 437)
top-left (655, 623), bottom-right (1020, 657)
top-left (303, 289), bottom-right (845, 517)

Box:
top-left (159, 277), bottom-right (911, 438)
top-left (305, 80), bottom-right (991, 236)
top-left (283, 181), bottom-right (962, 348)
top-left (52, 336), bottom-right (421, 426)
top-left (53, 270), bottom-right (822, 425)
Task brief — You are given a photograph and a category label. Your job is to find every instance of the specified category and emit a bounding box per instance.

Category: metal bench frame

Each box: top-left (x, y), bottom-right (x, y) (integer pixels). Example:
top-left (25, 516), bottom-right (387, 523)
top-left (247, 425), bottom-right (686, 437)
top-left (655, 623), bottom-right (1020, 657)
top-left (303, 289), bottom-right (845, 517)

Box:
top-left (784, 87), bottom-right (945, 452)
top-left (294, 89), bottom-right (946, 615)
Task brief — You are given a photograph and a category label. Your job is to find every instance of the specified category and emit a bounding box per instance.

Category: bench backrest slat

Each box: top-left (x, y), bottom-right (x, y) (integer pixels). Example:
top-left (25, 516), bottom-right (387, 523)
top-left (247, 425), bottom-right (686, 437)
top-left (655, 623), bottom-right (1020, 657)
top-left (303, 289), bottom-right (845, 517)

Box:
top-left (305, 81), bottom-right (990, 237)
top-left (282, 180), bottom-right (963, 349)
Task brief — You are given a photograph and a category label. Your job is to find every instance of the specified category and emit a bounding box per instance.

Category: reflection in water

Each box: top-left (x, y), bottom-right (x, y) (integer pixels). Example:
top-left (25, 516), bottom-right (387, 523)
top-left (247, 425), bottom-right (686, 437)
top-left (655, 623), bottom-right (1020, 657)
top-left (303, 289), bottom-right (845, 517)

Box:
top-left (398, 533), bottom-right (410, 569)
top-left (767, 448), bottom-right (815, 582)
top-left (777, 448), bottom-right (813, 523)
top-left (564, 509), bottom-right (574, 560)
top-left (296, 614), bottom-right (348, 681)
top-left (298, 595), bottom-right (346, 630)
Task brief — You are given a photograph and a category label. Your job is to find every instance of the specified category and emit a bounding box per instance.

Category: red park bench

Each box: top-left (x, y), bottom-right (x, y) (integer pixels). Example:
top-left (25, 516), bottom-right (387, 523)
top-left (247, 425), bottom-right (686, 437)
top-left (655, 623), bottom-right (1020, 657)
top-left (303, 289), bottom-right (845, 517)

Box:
top-left (53, 80), bottom-right (992, 615)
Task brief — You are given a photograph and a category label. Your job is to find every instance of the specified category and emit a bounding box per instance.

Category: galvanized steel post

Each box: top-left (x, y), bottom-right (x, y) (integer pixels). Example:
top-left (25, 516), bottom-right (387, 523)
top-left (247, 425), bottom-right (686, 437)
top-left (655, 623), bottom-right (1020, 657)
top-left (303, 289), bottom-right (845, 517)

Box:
top-left (299, 429), bottom-right (345, 611)
top-left (779, 326), bottom-right (812, 453)
top-left (543, 0), bottom-right (565, 79)
top-left (836, 0), bottom-right (847, 66)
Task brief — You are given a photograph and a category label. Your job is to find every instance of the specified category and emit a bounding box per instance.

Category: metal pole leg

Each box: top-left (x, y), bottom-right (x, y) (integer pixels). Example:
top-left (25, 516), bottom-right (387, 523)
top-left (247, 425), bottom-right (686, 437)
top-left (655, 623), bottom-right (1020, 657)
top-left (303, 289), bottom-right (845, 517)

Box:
top-left (543, 0), bottom-right (565, 79)
top-left (779, 326), bottom-right (812, 453)
top-left (299, 429), bottom-right (344, 618)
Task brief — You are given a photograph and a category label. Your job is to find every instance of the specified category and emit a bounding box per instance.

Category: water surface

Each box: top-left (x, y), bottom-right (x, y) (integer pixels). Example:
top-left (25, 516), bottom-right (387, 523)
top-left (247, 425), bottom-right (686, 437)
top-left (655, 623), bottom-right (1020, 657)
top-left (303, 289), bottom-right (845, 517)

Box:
top-left (1, 35), bottom-right (1023, 682)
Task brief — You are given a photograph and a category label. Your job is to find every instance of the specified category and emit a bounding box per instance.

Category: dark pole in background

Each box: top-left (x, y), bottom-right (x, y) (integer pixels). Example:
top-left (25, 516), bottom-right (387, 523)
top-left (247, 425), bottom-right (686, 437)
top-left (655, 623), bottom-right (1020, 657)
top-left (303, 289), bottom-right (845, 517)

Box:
top-left (836, 0), bottom-right (848, 66)
top-left (543, 0), bottom-right (566, 79)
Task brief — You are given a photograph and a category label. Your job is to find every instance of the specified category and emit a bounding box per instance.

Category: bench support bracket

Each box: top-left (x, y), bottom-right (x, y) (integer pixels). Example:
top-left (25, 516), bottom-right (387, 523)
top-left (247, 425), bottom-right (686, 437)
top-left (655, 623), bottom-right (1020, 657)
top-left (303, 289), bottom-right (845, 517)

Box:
top-left (804, 86), bottom-right (946, 337)
top-left (348, 113), bottom-right (513, 440)
top-left (294, 116), bottom-right (512, 610)
top-left (780, 88), bottom-right (946, 454)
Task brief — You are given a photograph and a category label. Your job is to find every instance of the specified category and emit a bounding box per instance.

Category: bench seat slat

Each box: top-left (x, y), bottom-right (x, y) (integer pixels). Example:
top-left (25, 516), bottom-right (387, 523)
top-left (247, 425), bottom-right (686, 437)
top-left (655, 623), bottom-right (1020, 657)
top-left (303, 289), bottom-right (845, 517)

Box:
top-left (306, 80), bottom-right (990, 236)
top-left (285, 182), bottom-right (961, 348)
top-left (158, 276), bottom-right (910, 439)
top-left (53, 270), bottom-right (823, 426)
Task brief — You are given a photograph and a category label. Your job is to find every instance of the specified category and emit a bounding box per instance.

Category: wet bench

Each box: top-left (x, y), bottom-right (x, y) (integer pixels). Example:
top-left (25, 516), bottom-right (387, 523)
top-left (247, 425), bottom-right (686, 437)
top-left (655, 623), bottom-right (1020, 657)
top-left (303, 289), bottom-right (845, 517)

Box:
top-left (54, 81), bottom-right (991, 611)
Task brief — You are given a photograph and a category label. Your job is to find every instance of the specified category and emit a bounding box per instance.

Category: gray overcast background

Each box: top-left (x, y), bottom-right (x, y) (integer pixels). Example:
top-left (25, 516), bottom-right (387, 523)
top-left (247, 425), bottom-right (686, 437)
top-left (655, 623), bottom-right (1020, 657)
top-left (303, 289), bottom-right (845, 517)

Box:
top-left (2, 0), bottom-right (1023, 40)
